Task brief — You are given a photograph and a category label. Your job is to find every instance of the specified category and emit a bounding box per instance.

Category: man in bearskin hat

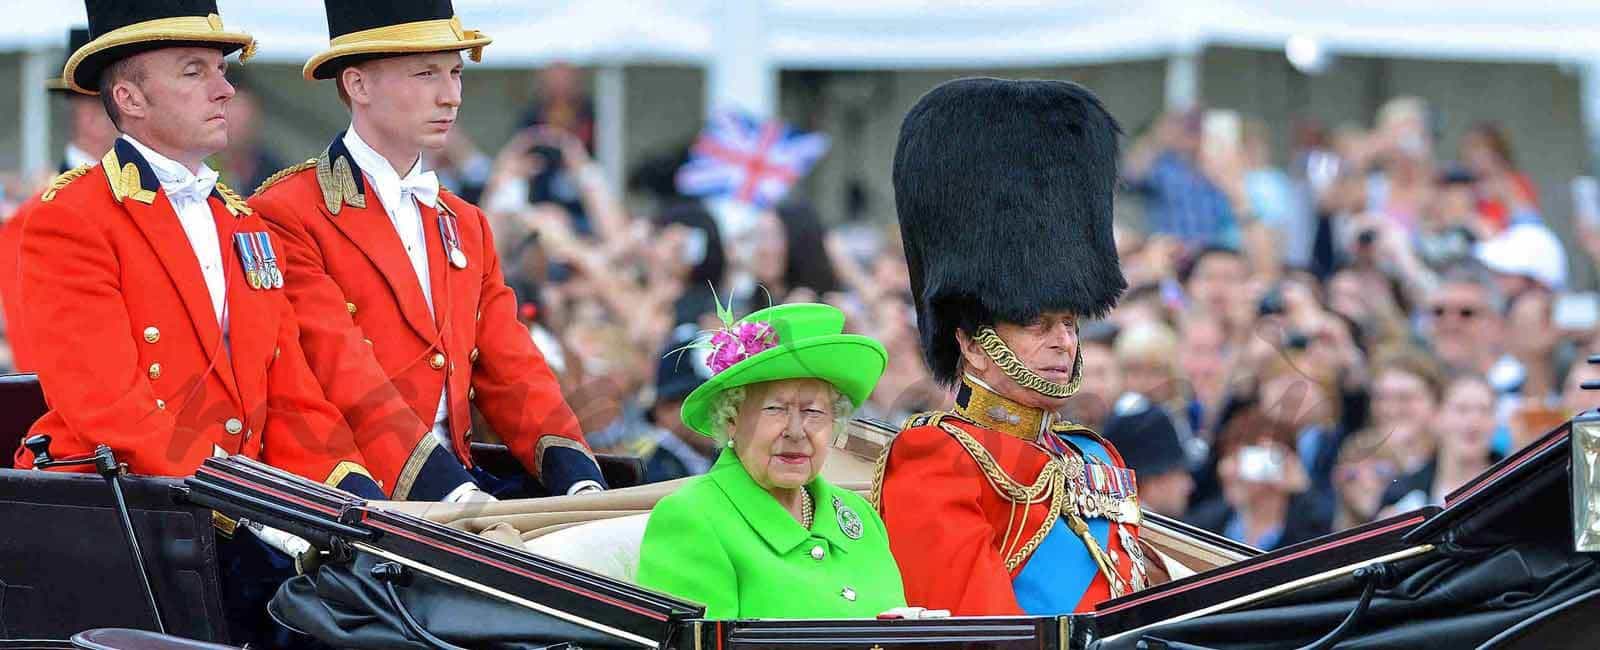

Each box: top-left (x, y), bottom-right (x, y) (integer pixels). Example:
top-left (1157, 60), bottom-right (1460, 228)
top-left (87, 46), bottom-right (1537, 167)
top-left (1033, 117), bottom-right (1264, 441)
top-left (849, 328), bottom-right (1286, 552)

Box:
top-left (248, 0), bottom-right (606, 502)
top-left (874, 78), bottom-right (1166, 615)
top-left (10, 0), bottom-right (384, 500)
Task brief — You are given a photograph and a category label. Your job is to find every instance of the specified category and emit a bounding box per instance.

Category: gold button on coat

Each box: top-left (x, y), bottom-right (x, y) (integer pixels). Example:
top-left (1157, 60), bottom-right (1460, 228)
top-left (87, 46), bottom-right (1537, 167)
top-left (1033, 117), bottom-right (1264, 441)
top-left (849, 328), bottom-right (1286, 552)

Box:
top-left (346, 302), bottom-right (357, 315)
top-left (143, 327), bottom-right (160, 343)
top-left (147, 363), bottom-right (162, 380)
top-left (469, 348), bottom-right (480, 363)
top-left (468, 387), bottom-right (476, 401)
top-left (429, 353), bottom-right (446, 370)
top-left (224, 418), bottom-right (243, 435)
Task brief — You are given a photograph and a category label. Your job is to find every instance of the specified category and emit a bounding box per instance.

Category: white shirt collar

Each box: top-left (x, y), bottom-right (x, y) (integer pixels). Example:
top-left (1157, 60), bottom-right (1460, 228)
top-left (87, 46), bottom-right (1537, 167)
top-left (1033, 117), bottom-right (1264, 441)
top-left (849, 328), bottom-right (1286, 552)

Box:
top-left (121, 134), bottom-right (217, 194)
top-left (342, 125), bottom-right (426, 210)
top-left (64, 143), bottom-right (99, 170)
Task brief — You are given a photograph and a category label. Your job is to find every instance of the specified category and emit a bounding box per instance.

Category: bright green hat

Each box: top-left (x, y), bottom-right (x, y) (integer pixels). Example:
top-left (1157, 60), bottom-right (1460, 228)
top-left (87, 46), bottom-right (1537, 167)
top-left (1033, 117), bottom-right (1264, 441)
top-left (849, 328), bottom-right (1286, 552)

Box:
top-left (680, 303), bottom-right (887, 438)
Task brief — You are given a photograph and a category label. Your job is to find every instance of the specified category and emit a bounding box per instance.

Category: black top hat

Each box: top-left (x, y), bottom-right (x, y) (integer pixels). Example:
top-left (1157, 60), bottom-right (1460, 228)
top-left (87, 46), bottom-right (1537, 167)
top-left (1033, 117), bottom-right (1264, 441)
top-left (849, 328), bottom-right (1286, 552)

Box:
top-left (893, 77), bottom-right (1127, 384)
top-left (654, 327), bottom-right (711, 408)
top-left (63, 0), bottom-right (256, 96)
top-left (645, 327), bottom-right (712, 426)
top-left (1101, 393), bottom-right (1188, 477)
top-left (304, 0), bottom-right (492, 81)
top-left (45, 28), bottom-right (92, 94)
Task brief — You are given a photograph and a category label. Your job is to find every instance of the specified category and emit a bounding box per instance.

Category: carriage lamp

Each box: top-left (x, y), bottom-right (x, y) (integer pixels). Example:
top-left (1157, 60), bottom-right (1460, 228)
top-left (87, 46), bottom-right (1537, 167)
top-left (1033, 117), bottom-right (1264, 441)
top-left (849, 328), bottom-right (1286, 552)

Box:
top-left (1573, 412), bottom-right (1600, 552)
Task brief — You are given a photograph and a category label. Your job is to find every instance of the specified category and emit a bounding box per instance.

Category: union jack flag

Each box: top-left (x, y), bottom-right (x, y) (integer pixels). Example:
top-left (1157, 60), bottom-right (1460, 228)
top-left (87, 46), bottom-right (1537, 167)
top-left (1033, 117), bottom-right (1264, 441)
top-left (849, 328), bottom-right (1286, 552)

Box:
top-left (675, 109), bottom-right (830, 209)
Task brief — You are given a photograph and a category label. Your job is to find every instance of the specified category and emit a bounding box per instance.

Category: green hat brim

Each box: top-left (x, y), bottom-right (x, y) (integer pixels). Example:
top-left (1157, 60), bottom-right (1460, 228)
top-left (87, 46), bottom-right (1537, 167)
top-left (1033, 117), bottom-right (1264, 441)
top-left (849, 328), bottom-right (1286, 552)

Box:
top-left (680, 334), bottom-right (887, 438)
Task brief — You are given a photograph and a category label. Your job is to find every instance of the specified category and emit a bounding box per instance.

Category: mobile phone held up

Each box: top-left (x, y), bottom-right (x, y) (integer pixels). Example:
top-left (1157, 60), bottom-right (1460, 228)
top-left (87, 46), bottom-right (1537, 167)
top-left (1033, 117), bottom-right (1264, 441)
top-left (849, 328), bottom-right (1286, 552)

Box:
top-left (1237, 445), bottom-right (1285, 484)
top-left (1574, 177), bottom-right (1600, 230)
top-left (1553, 292), bottom-right (1600, 332)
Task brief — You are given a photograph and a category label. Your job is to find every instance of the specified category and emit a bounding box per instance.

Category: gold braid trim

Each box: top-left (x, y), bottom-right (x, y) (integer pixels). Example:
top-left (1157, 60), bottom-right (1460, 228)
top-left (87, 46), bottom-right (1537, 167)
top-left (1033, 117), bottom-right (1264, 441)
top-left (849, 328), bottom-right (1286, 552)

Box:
top-left (325, 461), bottom-right (375, 491)
top-left (874, 413), bottom-right (1126, 589)
top-left (214, 182), bottom-right (252, 216)
top-left (41, 164), bottom-right (94, 202)
top-left (869, 428), bottom-right (893, 511)
top-left (389, 433), bottom-right (442, 501)
top-left (1005, 468), bottom-right (1066, 571)
top-left (1064, 505), bottom-right (1127, 597)
top-left (871, 411), bottom-right (953, 510)
top-left (253, 158), bottom-right (317, 196)
top-left (934, 422), bottom-right (1123, 588)
top-left (973, 327), bottom-right (1082, 399)
top-left (940, 421), bottom-right (1055, 503)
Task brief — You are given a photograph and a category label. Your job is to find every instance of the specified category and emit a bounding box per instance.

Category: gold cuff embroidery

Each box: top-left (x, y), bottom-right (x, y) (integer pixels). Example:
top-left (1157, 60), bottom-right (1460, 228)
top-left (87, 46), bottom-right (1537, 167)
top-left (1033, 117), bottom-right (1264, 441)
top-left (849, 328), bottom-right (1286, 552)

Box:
top-left (533, 435), bottom-right (597, 474)
top-left (325, 460), bottom-right (375, 492)
top-left (390, 433), bottom-right (441, 501)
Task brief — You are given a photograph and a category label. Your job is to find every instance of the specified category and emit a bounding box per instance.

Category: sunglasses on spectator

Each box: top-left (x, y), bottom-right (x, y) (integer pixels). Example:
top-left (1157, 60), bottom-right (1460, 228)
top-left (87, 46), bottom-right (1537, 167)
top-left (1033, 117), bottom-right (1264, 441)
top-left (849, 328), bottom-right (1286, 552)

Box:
top-left (1430, 306), bottom-right (1479, 320)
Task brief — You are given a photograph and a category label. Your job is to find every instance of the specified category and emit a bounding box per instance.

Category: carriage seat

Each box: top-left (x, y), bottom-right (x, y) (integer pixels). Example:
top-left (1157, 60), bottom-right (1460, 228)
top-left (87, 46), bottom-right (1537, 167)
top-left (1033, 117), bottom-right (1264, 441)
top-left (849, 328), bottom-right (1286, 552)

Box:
top-left (522, 513), bottom-right (651, 583)
top-left (0, 373), bottom-right (46, 457)
top-left (71, 628), bottom-right (239, 649)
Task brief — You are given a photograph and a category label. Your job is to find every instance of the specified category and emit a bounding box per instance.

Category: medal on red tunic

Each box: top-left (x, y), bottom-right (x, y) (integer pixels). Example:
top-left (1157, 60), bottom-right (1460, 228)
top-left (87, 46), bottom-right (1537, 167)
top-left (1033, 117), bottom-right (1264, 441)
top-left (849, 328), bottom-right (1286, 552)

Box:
top-left (437, 211), bottom-right (467, 269)
top-left (254, 231), bottom-right (284, 289)
top-left (234, 233), bottom-right (262, 290)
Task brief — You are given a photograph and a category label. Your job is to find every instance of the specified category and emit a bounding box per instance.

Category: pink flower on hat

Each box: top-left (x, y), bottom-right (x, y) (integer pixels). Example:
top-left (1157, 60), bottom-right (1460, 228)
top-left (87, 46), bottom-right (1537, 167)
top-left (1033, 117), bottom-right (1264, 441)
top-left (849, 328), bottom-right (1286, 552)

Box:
top-left (706, 321), bottom-right (778, 375)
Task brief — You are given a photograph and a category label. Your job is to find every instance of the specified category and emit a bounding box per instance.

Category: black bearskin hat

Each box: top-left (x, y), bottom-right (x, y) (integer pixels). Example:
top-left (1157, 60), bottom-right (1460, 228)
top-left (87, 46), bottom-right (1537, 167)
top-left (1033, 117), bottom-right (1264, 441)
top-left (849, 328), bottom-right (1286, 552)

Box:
top-left (893, 77), bottom-right (1126, 384)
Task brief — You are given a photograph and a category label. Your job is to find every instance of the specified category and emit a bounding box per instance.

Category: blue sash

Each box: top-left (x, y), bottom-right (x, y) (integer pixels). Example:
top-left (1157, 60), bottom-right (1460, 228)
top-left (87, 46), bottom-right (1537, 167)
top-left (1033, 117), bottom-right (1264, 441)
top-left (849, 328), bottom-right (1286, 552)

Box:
top-left (1011, 434), bottom-right (1119, 614)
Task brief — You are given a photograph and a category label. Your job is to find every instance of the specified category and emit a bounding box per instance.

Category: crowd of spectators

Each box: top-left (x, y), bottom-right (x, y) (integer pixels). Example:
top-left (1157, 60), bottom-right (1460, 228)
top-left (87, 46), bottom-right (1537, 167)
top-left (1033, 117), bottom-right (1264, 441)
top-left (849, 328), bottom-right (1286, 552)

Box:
top-left (1, 66), bottom-right (1598, 550)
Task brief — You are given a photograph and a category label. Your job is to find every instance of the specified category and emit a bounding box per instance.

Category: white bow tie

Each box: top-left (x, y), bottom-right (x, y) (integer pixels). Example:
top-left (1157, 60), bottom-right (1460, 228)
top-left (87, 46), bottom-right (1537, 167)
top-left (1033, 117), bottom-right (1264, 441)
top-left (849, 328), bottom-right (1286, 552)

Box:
top-left (166, 167), bottom-right (219, 205)
top-left (397, 170), bottom-right (440, 209)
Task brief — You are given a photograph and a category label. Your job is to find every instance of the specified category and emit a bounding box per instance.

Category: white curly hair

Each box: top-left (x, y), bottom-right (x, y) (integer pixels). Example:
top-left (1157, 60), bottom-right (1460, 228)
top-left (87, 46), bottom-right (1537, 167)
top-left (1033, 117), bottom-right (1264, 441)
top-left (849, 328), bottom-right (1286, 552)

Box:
top-left (711, 382), bottom-right (855, 446)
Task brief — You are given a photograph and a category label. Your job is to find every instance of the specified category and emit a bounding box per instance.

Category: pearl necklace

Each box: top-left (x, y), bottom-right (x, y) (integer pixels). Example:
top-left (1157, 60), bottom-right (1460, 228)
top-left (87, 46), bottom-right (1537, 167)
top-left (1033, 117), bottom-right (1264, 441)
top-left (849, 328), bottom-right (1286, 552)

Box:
top-left (799, 489), bottom-right (814, 529)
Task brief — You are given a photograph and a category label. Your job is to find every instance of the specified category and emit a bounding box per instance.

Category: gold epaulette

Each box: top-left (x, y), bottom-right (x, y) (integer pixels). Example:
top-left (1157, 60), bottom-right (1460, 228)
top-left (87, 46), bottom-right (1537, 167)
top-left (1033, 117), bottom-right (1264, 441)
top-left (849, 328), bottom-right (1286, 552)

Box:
top-left (253, 158), bottom-right (316, 197)
top-left (41, 164), bottom-right (94, 202)
top-left (871, 411), bottom-right (948, 510)
top-left (214, 182), bottom-right (252, 216)
top-left (899, 410), bottom-right (947, 431)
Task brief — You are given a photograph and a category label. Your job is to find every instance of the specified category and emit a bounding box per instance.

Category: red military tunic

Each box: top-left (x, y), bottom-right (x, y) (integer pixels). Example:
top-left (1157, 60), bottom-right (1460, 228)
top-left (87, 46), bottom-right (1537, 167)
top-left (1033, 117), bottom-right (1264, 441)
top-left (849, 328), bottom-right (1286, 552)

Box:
top-left (10, 139), bottom-right (382, 496)
top-left (247, 134), bottom-right (601, 500)
top-left (0, 196), bottom-right (35, 371)
top-left (875, 377), bottom-right (1149, 616)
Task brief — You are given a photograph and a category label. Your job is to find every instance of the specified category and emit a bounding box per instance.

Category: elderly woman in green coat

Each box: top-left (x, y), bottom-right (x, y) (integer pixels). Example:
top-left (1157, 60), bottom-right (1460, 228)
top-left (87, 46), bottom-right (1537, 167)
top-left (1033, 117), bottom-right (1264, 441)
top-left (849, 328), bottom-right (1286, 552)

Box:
top-left (636, 303), bottom-right (909, 619)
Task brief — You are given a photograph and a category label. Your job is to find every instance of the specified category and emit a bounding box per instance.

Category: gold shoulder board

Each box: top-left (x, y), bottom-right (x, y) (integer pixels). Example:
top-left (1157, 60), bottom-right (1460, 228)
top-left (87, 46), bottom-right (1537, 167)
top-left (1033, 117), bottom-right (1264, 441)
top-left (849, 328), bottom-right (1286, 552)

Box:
top-left (252, 158), bottom-right (317, 197)
top-left (41, 164), bottom-right (94, 202)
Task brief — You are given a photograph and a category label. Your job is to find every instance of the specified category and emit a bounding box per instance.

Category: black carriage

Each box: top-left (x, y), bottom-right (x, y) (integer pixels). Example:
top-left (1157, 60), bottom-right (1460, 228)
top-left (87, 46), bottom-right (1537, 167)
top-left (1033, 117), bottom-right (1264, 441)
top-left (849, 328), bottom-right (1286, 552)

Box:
top-left (2, 369), bottom-right (1598, 649)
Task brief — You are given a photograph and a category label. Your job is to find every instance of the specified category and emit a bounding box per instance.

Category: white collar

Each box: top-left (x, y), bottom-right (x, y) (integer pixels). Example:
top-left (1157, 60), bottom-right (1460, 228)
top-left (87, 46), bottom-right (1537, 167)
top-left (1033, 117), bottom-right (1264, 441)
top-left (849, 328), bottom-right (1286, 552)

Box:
top-left (121, 134), bottom-right (216, 191)
top-left (342, 125), bottom-right (426, 208)
top-left (64, 143), bottom-right (99, 170)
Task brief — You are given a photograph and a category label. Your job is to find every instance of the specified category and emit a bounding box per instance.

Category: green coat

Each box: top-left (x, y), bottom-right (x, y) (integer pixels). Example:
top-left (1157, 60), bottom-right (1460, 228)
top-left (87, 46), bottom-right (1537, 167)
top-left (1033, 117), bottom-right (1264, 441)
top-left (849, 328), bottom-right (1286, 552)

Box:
top-left (637, 449), bottom-right (906, 619)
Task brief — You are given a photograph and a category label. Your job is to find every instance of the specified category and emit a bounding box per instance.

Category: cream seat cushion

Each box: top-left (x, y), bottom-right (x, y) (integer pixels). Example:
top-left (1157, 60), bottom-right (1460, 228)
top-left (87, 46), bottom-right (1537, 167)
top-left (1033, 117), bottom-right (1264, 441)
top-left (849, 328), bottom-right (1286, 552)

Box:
top-left (522, 512), bottom-right (652, 583)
